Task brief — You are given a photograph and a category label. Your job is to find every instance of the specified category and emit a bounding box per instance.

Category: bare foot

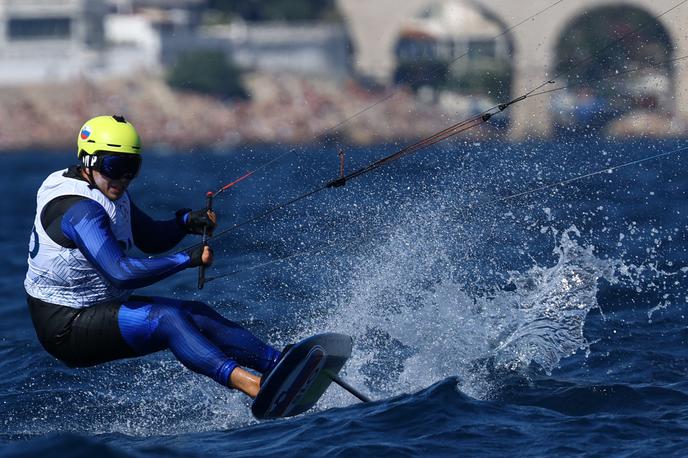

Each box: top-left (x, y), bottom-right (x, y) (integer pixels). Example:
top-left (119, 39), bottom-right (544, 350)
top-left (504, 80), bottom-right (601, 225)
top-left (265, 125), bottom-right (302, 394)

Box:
top-left (229, 367), bottom-right (261, 398)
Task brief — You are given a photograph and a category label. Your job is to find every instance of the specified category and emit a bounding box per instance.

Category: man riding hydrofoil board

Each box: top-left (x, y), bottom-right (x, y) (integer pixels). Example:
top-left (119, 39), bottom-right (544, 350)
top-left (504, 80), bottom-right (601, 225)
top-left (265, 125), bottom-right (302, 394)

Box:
top-left (24, 115), bottom-right (281, 398)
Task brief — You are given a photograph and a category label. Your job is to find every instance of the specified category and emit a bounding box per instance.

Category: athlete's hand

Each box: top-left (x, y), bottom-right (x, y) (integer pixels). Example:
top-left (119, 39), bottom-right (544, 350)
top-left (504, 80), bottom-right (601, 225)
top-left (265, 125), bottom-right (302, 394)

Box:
top-left (177, 208), bottom-right (217, 235)
top-left (201, 245), bottom-right (213, 266)
top-left (186, 245), bottom-right (213, 267)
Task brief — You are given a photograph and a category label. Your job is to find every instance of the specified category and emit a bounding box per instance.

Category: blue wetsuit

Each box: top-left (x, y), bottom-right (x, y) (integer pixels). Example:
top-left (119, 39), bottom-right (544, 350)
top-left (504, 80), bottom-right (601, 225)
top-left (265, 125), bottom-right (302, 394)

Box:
top-left (27, 185), bottom-right (279, 388)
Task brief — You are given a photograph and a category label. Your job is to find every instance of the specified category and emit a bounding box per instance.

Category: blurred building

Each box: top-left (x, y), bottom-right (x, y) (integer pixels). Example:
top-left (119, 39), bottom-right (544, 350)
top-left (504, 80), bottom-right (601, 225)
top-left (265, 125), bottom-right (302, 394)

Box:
top-left (107, 0), bottom-right (351, 80)
top-left (104, 0), bottom-right (206, 75)
top-left (395, 1), bottom-right (510, 68)
top-left (108, 11), bottom-right (351, 80)
top-left (107, 0), bottom-right (205, 26)
top-left (391, 1), bottom-right (512, 126)
top-left (203, 22), bottom-right (351, 80)
top-left (0, 0), bottom-right (107, 85)
top-left (0, 0), bottom-right (350, 86)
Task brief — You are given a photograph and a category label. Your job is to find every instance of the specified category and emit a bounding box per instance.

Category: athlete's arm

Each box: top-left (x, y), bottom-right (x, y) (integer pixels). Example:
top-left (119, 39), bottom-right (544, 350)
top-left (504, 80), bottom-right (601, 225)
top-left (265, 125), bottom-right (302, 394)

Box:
top-left (61, 199), bottom-right (197, 289)
top-left (130, 201), bottom-right (187, 254)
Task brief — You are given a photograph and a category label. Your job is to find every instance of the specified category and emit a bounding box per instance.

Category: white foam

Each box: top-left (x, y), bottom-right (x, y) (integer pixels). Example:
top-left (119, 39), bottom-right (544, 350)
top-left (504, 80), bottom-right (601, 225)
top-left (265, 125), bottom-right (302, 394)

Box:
top-left (305, 198), bottom-right (628, 407)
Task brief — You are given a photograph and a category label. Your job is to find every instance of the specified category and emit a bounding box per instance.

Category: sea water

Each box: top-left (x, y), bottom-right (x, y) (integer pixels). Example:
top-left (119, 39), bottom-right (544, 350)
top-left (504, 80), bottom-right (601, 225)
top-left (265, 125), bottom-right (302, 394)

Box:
top-left (1, 137), bottom-right (687, 457)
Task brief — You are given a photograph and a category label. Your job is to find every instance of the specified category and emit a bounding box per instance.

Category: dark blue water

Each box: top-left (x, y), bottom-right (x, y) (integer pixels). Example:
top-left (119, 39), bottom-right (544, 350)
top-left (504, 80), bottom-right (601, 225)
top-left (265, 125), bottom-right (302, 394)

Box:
top-left (1, 138), bottom-right (687, 457)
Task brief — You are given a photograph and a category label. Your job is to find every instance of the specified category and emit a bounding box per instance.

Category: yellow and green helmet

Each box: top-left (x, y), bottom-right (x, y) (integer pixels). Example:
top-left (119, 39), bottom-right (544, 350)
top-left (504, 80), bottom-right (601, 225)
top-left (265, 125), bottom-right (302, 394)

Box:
top-left (77, 115), bottom-right (141, 159)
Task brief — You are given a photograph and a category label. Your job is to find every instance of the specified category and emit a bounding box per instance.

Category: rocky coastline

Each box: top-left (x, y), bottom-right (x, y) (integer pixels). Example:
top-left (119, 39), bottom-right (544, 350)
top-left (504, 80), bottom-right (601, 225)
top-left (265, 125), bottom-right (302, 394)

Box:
top-left (0, 74), bottom-right (452, 152)
top-left (0, 74), bottom-right (682, 153)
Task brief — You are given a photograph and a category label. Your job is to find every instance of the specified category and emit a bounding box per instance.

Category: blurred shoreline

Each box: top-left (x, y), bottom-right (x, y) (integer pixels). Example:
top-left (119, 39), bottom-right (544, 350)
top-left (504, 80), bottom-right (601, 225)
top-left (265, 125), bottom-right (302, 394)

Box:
top-left (0, 74), bottom-right (682, 153)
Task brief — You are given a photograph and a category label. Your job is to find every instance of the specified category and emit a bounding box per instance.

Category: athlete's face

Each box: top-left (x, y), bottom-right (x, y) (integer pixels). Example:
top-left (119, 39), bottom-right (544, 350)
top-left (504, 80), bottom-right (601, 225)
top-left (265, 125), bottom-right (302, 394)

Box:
top-left (90, 169), bottom-right (132, 201)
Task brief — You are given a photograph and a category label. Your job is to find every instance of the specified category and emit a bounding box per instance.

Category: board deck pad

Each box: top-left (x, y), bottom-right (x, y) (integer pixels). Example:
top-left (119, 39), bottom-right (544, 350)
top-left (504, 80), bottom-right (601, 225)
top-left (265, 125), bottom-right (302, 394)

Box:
top-left (252, 333), bottom-right (352, 419)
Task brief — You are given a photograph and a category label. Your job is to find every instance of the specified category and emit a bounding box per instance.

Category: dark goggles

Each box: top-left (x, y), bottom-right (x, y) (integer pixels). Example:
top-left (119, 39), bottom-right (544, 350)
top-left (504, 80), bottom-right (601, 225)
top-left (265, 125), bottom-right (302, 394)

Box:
top-left (94, 153), bottom-right (142, 180)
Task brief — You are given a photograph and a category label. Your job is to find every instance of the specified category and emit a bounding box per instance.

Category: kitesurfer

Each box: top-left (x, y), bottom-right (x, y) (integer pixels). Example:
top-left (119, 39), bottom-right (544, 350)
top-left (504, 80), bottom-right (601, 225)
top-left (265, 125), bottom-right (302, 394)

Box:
top-left (24, 115), bottom-right (280, 398)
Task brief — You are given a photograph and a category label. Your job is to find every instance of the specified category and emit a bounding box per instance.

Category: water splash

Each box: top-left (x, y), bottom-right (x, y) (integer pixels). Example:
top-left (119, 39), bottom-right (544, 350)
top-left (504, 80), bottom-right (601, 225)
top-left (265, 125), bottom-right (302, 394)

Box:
top-left (3, 357), bottom-right (256, 438)
top-left (311, 196), bottom-right (628, 405)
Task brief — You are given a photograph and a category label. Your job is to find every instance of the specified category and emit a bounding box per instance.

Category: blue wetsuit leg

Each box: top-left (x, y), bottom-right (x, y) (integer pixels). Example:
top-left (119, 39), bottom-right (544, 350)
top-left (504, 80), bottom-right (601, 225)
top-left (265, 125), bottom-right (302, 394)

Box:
top-left (179, 299), bottom-right (280, 373)
top-left (118, 297), bottom-right (280, 387)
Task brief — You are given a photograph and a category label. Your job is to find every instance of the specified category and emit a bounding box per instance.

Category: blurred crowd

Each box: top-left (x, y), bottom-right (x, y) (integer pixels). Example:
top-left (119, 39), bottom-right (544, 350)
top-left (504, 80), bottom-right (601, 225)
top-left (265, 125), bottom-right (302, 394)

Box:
top-left (0, 74), bottom-right (496, 153)
top-left (1, 74), bottom-right (679, 153)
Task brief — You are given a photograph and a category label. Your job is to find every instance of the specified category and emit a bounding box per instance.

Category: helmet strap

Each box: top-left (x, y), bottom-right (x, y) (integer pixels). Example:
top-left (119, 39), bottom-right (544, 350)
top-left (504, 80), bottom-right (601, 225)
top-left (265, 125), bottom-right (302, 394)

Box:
top-left (86, 167), bottom-right (96, 189)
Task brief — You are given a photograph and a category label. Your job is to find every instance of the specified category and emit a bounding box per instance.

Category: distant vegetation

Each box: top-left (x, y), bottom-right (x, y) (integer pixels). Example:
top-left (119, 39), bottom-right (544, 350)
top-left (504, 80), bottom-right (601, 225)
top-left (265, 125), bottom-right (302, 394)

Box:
top-left (206, 0), bottom-right (340, 22)
top-left (166, 50), bottom-right (248, 100)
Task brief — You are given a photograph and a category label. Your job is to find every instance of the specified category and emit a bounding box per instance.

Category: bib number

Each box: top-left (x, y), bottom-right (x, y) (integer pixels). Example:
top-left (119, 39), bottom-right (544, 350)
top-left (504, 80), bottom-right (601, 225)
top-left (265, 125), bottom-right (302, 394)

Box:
top-left (29, 226), bottom-right (39, 259)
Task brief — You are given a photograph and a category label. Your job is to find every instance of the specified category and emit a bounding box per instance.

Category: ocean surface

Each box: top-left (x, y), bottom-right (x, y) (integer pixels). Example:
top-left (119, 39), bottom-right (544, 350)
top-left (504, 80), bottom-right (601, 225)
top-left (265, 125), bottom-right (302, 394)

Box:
top-left (1, 137), bottom-right (687, 457)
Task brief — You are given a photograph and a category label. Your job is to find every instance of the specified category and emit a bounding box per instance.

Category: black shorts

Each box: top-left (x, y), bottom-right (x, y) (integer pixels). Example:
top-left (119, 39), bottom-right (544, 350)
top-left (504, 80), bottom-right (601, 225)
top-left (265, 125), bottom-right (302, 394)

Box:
top-left (27, 294), bottom-right (138, 367)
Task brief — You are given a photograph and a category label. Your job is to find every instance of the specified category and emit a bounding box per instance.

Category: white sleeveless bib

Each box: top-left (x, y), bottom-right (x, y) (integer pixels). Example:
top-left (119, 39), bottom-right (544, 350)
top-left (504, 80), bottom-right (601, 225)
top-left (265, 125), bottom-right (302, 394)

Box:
top-left (24, 169), bottom-right (134, 308)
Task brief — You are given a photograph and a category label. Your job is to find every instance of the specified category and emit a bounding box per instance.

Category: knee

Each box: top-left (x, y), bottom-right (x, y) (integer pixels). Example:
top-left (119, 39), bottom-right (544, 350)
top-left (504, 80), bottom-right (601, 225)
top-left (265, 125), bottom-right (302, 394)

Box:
top-left (154, 304), bottom-right (192, 327)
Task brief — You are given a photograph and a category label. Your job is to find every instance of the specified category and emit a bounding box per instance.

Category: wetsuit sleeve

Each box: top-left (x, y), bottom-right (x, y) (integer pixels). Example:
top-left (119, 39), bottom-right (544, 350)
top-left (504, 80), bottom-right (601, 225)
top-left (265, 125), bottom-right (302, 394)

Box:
top-left (130, 201), bottom-right (187, 254)
top-left (61, 199), bottom-right (192, 289)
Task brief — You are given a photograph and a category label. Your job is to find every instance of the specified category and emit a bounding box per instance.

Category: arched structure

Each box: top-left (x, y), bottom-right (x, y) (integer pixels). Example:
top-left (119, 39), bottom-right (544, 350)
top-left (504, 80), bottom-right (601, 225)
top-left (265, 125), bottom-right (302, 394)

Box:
top-left (336, 0), bottom-right (688, 139)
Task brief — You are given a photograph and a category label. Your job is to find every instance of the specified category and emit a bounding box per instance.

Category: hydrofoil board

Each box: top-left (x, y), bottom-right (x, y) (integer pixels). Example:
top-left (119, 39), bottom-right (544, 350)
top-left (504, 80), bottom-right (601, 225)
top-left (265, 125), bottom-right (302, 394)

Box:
top-left (252, 333), bottom-right (352, 419)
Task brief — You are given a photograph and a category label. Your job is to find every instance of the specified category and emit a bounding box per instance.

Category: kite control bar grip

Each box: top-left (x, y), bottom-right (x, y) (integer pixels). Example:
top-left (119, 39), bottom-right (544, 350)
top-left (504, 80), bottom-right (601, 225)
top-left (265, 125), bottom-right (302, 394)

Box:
top-left (197, 191), bottom-right (213, 290)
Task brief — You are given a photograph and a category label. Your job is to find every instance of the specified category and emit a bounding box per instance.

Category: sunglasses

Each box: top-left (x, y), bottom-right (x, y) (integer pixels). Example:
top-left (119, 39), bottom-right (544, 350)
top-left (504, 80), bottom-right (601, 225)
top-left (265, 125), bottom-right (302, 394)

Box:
top-left (95, 154), bottom-right (142, 180)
